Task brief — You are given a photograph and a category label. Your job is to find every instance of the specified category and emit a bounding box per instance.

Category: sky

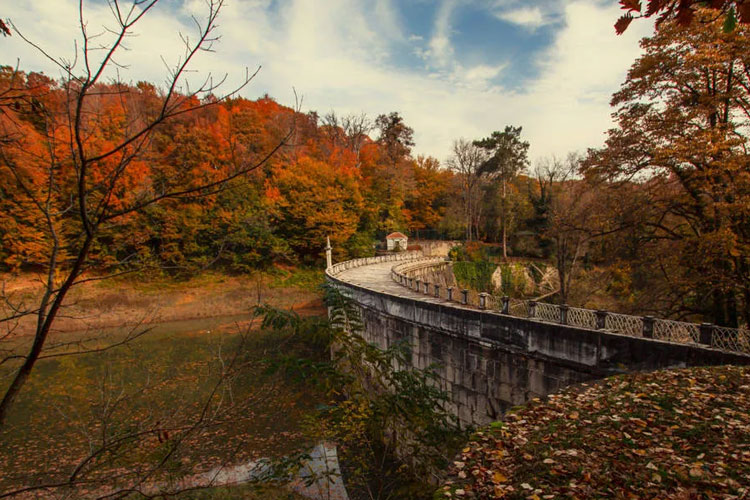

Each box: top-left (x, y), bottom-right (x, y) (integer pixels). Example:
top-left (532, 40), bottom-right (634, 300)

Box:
top-left (3, 0), bottom-right (654, 164)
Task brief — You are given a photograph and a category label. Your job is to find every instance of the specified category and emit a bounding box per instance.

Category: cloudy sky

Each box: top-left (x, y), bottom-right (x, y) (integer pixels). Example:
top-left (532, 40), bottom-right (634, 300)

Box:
top-left (4, 0), bottom-right (653, 163)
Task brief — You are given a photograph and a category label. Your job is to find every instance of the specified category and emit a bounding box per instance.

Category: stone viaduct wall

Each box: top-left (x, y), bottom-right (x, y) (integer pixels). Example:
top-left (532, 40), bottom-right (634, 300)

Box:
top-left (326, 255), bottom-right (750, 426)
top-left (410, 239), bottom-right (460, 257)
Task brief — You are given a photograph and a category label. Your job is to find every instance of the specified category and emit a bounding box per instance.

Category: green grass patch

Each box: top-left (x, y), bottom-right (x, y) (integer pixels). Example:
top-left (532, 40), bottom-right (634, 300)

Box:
top-left (270, 268), bottom-right (325, 291)
top-left (452, 261), bottom-right (497, 293)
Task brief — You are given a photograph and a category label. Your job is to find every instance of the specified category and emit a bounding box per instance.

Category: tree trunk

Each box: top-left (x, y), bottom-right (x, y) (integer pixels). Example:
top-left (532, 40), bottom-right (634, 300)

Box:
top-left (466, 184), bottom-right (472, 241)
top-left (502, 178), bottom-right (507, 258)
top-left (557, 243), bottom-right (567, 304)
top-left (0, 238), bottom-right (92, 427)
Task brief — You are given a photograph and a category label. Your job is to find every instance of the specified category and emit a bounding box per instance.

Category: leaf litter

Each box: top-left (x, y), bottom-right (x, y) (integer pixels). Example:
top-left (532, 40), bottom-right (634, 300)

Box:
top-left (441, 365), bottom-right (750, 499)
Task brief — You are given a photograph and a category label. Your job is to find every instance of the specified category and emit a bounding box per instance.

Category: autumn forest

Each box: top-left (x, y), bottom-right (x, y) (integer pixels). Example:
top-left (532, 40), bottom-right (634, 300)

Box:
top-left (3, 7), bottom-right (750, 329)
top-left (1, 0), bottom-right (750, 498)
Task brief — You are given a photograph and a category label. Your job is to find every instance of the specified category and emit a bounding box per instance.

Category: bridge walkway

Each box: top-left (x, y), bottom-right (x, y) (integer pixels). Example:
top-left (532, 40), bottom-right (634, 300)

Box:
top-left (334, 261), bottom-right (452, 306)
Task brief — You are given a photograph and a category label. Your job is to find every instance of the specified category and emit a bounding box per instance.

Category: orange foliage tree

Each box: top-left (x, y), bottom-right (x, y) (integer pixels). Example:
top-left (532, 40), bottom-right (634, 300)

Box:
top-left (586, 9), bottom-right (750, 326)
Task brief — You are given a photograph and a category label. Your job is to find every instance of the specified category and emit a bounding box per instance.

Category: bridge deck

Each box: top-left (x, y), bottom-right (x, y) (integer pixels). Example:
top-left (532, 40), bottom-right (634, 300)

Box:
top-left (334, 261), bottom-right (450, 305)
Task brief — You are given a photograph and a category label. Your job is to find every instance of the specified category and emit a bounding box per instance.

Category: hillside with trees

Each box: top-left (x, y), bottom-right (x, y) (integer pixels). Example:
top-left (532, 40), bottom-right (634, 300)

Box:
top-left (0, 70), bottom-right (453, 273)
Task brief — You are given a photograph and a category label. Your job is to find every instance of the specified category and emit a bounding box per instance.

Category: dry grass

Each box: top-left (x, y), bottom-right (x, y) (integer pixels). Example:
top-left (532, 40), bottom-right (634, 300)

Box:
top-left (0, 271), bottom-right (324, 337)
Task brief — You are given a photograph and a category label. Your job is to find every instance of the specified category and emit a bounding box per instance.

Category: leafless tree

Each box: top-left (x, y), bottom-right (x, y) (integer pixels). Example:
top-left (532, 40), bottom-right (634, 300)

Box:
top-left (341, 113), bottom-right (372, 167)
top-left (0, 0), bottom-right (293, 427)
top-left (539, 153), bottom-right (628, 304)
top-left (446, 139), bottom-right (486, 241)
top-left (321, 111), bottom-right (372, 167)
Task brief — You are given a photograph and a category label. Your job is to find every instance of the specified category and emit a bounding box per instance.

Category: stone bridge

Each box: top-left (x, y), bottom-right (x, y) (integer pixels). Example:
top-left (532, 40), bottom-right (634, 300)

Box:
top-left (326, 253), bottom-right (750, 426)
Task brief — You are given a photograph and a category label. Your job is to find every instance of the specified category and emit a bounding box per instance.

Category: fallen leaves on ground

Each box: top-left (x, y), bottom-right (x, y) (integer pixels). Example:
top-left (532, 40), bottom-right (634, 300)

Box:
top-left (440, 365), bottom-right (750, 499)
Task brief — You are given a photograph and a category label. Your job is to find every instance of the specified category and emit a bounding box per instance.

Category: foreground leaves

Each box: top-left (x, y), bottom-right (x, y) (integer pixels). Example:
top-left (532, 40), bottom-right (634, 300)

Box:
top-left (441, 365), bottom-right (750, 499)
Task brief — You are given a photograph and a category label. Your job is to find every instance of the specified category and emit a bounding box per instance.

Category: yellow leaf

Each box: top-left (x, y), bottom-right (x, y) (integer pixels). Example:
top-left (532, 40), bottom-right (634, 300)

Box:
top-left (493, 472), bottom-right (508, 483)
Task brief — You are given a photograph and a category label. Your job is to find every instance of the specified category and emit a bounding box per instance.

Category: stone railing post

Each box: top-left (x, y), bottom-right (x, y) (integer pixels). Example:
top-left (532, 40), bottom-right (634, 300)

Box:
top-left (528, 301), bottom-right (537, 318)
top-left (409, 278), bottom-right (414, 289)
top-left (642, 316), bottom-right (655, 338)
top-left (595, 310), bottom-right (608, 330)
top-left (479, 293), bottom-right (488, 310)
top-left (559, 304), bottom-right (569, 325)
top-left (461, 289), bottom-right (469, 305)
top-left (415, 279), bottom-right (421, 292)
top-left (501, 296), bottom-right (510, 314)
top-left (699, 323), bottom-right (713, 346)
top-left (325, 236), bottom-right (332, 270)
top-left (447, 287), bottom-right (453, 301)
top-left (434, 284), bottom-right (440, 298)
top-left (423, 281), bottom-right (430, 294)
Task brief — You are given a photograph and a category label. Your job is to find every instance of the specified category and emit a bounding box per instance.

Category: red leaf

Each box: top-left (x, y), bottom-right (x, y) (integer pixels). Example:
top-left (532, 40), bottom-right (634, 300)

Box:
top-left (675, 3), bottom-right (695, 25)
top-left (615, 13), bottom-right (635, 34)
top-left (645, 0), bottom-right (666, 16)
top-left (619, 0), bottom-right (642, 12)
top-left (0, 19), bottom-right (10, 37)
top-left (738, 2), bottom-right (750, 23)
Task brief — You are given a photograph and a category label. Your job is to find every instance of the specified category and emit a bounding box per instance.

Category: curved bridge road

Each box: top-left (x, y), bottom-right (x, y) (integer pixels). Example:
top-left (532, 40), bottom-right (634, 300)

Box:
top-left (334, 260), bottom-right (449, 305)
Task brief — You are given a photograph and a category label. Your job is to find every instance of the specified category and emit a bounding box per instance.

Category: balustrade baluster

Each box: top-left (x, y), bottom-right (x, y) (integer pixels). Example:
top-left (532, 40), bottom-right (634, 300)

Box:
top-left (559, 304), bottom-right (569, 325)
top-left (528, 301), bottom-right (537, 318)
top-left (700, 323), bottom-right (714, 346)
top-left (642, 316), bottom-right (655, 339)
top-left (595, 310), bottom-right (608, 330)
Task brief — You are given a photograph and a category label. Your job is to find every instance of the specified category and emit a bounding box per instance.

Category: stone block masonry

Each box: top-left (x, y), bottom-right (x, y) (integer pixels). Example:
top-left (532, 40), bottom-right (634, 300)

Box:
top-left (327, 255), bottom-right (750, 426)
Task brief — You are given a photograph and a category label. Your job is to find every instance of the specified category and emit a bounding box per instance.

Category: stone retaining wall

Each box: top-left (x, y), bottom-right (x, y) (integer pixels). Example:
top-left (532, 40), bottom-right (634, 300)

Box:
top-left (327, 261), bottom-right (750, 426)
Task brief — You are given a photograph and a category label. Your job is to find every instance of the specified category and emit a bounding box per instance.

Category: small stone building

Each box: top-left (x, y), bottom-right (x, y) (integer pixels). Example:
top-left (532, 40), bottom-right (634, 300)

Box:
top-left (386, 232), bottom-right (408, 251)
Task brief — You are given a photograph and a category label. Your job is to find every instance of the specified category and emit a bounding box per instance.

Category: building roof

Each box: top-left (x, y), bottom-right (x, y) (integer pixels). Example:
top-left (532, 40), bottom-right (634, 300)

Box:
top-left (386, 232), bottom-right (408, 239)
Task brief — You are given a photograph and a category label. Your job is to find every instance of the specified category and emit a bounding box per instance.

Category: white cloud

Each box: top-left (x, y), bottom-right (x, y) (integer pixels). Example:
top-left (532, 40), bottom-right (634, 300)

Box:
top-left (424, 0), bottom-right (457, 68)
top-left (3, 0), bottom-right (653, 164)
top-left (494, 6), bottom-right (548, 30)
top-left (464, 63), bottom-right (506, 85)
top-left (374, 0), bottom-right (406, 42)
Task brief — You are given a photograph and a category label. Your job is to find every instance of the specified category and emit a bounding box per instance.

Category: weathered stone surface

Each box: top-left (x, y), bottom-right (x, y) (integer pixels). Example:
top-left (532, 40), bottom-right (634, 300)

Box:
top-left (328, 261), bottom-right (750, 426)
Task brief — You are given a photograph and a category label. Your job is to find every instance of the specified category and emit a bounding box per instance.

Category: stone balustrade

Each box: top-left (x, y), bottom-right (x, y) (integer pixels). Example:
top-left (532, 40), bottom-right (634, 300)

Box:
top-left (387, 257), bottom-right (750, 355)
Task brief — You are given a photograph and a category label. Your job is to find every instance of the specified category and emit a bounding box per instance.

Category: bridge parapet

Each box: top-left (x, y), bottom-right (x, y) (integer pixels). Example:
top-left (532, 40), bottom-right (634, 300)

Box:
top-left (385, 257), bottom-right (750, 355)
